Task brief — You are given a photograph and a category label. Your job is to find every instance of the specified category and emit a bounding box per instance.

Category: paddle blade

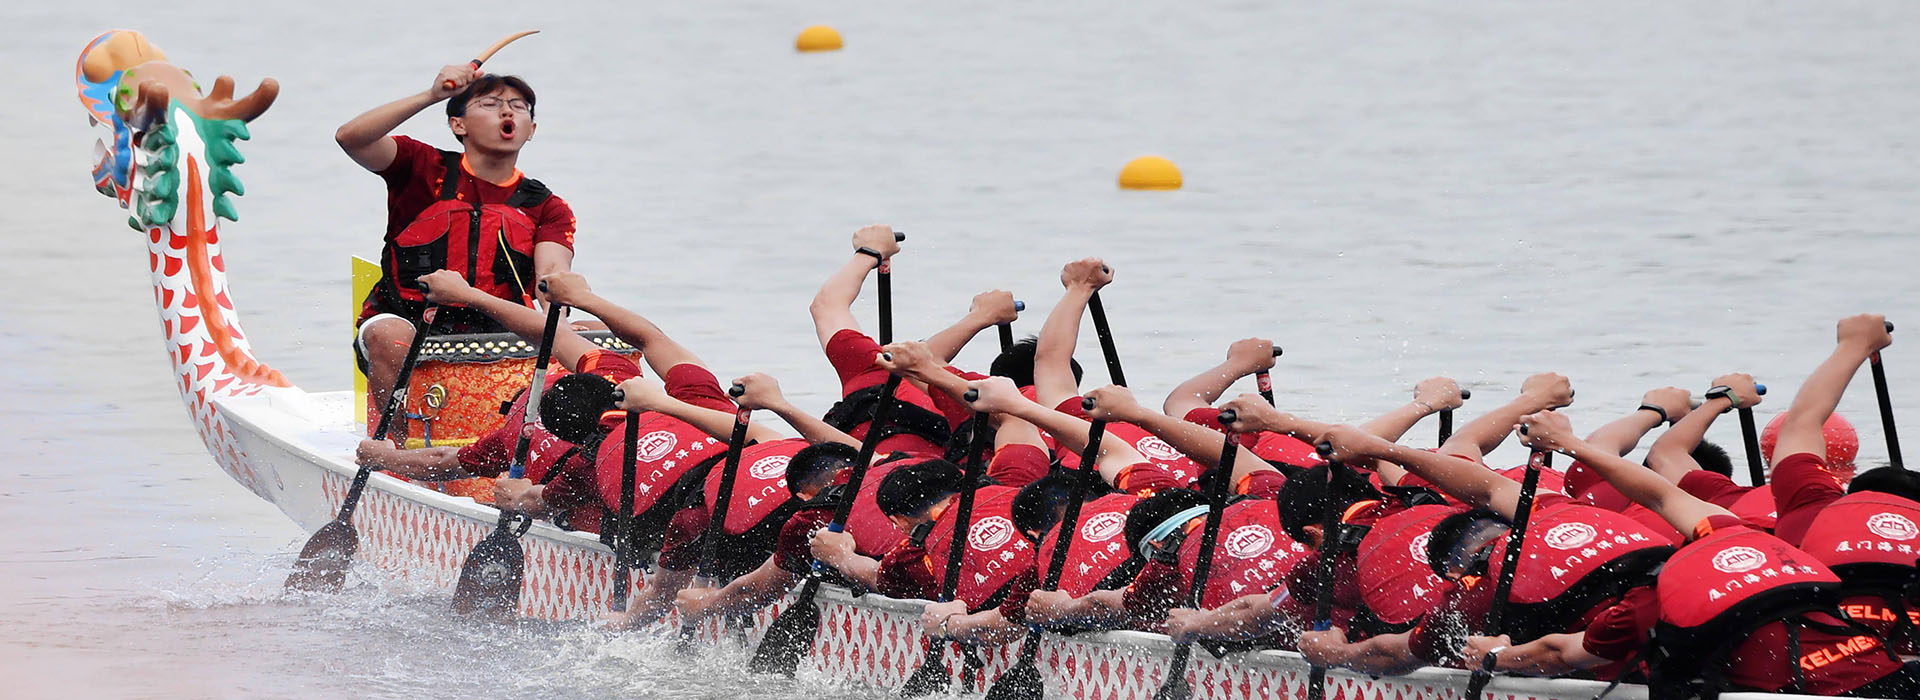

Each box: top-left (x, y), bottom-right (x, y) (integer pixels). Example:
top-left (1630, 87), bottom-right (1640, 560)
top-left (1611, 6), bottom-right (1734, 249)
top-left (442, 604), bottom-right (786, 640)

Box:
top-left (897, 643), bottom-right (951, 698)
top-left (284, 517), bottom-right (357, 593)
top-left (748, 595), bottom-right (820, 676)
top-left (1152, 663), bottom-right (1193, 700)
top-left (983, 659), bottom-right (1044, 700)
top-left (451, 524), bottom-right (526, 617)
top-left (674, 623), bottom-right (700, 655)
top-left (1306, 666), bottom-right (1328, 700)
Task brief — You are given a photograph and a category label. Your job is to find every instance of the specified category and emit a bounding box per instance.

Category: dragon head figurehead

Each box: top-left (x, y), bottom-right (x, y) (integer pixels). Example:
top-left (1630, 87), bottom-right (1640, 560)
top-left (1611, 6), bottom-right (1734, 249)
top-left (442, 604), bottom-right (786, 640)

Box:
top-left (77, 30), bottom-right (277, 227)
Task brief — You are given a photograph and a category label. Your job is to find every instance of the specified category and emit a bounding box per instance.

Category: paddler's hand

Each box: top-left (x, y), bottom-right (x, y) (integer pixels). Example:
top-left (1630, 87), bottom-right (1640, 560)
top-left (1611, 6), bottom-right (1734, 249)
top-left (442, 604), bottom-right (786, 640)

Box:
top-left (1641, 386), bottom-right (1693, 423)
top-left (1216, 395), bottom-right (1290, 434)
top-left (809, 529), bottom-right (857, 568)
top-left (851, 225), bottom-right (901, 261)
top-left (1462, 634), bottom-right (1512, 670)
top-left (1321, 424), bottom-right (1390, 464)
top-left (492, 478), bottom-right (545, 513)
top-left (1297, 627), bottom-right (1352, 667)
top-left (675, 586), bottom-right (719, 622)
top-left (920, 599), bottom-right (969, 638)
top-left (968, 290), bottom-right (1020, 326)
top-left (963, 376), bottom-right (1028, 416)
top-left (539, 272), bottom-right (595, 308)
top-left (1412, 377), bottom-right (1465, 415)
top-left (1707, 373), bottom-right (1764, 411)
top-left (876, 341), bottom-right (940, 377)
top-left (730, 373), bottom-right (787, 411)
top-left (355, 438), bottom-right (401, 469)
top-left (1164, 606), bottom-right (1211, 644)
top-left (419, 270), bottom-right (477, 305)
top-left (1837, 313), bottom-right (1892, 354)
top-left (1515, 410), bottom-right (1577, 454)
top-left (1082, 384), bottom-right (1147, 423)
top-left (430, 63), bottom-right (479, 101)
top-left (1059, 258), bottom-right (1113, 291)
top-left (1024, 589), bottom-right (1072, 621)
top-left (614, 377), bottom-right (671, 412)
top-left (1224, 338), bottom-right (1278, 377)
top-left (1520, 372), bottom-right (1574, 410)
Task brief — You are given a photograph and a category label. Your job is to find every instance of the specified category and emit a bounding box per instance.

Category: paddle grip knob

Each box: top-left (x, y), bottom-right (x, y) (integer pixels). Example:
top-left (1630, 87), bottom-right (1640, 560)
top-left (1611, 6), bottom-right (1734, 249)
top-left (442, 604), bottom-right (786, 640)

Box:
top-left (1757, 384), bottom-right (1768, 396)
top-left (1519, 425), bottom-right (1530, 436)
top-left (1272, 347), bottom-right (1284, 357)
top-left (880, 352), bottom-right (893, 363)
top-left (1315, 442), bottom-right (1334, 458)
top-left (1460, 388), bottom-right (1472, 401)
top-left (1889, 321), bottom-right (1896, 333)
top-left (964, 389), bottom-right (979, 402)
top-left (538, 279), bottom-right (549, 294)
top-left (610, 389), bottom-right (624, 403)
top-left (1014, 300), bottom-right (1026, 312)
top-left (1081, 396), bottom-right (1096, 412)
top-left (1218, 409), bottom-right (1238, 426)
top-left (729, 384), bottom-right (746, 398)
top-left (894, 231), bottom-right (906, 242)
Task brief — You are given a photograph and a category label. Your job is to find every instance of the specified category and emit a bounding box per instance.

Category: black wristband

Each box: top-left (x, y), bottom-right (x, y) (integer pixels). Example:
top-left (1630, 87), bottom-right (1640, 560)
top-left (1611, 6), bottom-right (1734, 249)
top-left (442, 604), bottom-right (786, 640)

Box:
top-left (855, 247), bottom-right (884, 262)
top-left (1637, 404), bottom-right (1671, 425)
top-left (1704, 386), bottom-right (1740, 411)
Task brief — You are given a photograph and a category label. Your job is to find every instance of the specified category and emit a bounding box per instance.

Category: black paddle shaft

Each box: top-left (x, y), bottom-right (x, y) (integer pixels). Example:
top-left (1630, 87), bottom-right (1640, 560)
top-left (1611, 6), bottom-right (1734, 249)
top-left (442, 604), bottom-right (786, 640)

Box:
top-left (339, 306), bottom-right (437, 517)
top-left (1087, 290), bottom-right (1126, 387)
top-left (612, 412), bottom-right (640, 611)
top-left (1465, 449), bottom-right (1548, 699)
top-left (1873, 321), bottom-right (1903, 470)
top-left (1438, 388), bottom-right (1472, 445)
top-left (868, 231), bottom-right (905, 344)
top-left (1255, 347), bottom-right (1284, 407)
top-left (901, 411), bottom-right (998, 698)
top-left (1305, 446), bottom-right (1343, 700)
top-left (1152, 415), bottom-right (1244, 700)
top-left (698, 398), bottom-right (755, 582)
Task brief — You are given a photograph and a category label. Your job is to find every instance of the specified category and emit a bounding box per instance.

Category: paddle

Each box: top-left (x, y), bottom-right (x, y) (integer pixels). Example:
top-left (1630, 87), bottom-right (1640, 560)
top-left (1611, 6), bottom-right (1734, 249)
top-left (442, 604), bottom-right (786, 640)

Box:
top-left (1872, 321), bottom-right (1903, 470)
top-left (998, 300), bottom-right (1027, 353)
top-left (1463, 446), bottom-right (1548, 700)
top-left (983, 402), bottom-right (1108, 700)
top-left (1151, 410), bottom-right (1243, 700)
top-left (442, 30), bottom-right (541, 90)
top-left (1300, 443), bottom-right (1345, 700)
top-left (610, 410), bottom-right (639, 611)
top-left (750, 372), bottom-right (907, 676)
top-left (286, 304), bottom-right (438, 593)
top-left (1717, 383), bottom-right (1770, 486)
top-left (1087, 286), bottom-right (1125, 386)
top-left (1438, 388), bottom-right (1472, 444)
top-left (451, 299), bottom-right (565, 616)
top-left (863, 231), bottom-right (906, 344)
top-left (1256, 347), bottom-right (1284, 406)
top-left (676, 384), bottom-right (754, 648)
top-left (900, 404), bottom-right (996, 697)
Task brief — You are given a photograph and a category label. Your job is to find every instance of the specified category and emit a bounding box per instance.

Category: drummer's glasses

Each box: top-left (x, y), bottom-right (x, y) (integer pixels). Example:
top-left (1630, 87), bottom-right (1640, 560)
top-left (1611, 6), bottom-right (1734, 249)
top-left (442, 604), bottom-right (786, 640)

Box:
top-left (468, 96), bottom-right (533, 115)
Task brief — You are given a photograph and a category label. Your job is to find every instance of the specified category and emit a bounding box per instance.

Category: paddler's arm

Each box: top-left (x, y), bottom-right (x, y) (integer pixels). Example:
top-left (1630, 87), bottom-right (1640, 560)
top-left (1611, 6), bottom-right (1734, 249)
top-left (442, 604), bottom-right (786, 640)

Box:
top-left (809, 225), bottom-right (900, 349)
top-left (1083, 384), bottom-right (1271, 485)
top-left (878, 341), bottom-right (976, 402)
top-left (965, 377), bottom-right (1151, 486)
top-left (1463, 633), bottom-right (1608, 677)
top-left (355, 439), bottom-right (469, 481)
top-left (1033, 259), bottom-right (1112, 407)
top-left (1163, 338), bottom-right (1278, 417)
top-left (334, 64), bottom-right (474, 171)
top-left (1590, 387), bottom-right (1691, 462)
top-left (1776, 314), bottom-right (1891, 461)
top-left (419, 270), bottom-right (598, 370)
top-left (1024, 589), bottom-right (1132, 629)
top-left (1355, 377), bottom-right (1464, 482)
top-left (1164, 595), bottom-right (1288, 644)
top-left (923, 290), bottom-right (1020, 363)
top-left (1517, 411), bottom-right (1733, 536)
top-left (810, 530), bottom-right (882, 589)
top-left (1646, 382), bottom-right (1734, 483)
top-left (678, 558), bottom-right (801, 622)
top-left (1300, 628), bottom-right (1425, 676)
top-left (541, 272), bottom-right (703, 378)
top-left (612, 376), bottom-right (784, 444)
top-left (1436, 372), bottom-right (1573, 463)
top-left (731, 373), bottom-right (859, 448)
top-left (945, 608), bottom-right (1025, 645)
top-left (1323, 424), bottom-right (1526, 520)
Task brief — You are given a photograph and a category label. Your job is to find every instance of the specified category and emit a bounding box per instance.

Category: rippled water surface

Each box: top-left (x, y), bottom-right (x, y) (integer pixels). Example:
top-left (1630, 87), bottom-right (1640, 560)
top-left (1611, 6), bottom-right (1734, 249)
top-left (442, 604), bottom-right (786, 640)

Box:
top-left (4, 1), bottom-right (1919, 697)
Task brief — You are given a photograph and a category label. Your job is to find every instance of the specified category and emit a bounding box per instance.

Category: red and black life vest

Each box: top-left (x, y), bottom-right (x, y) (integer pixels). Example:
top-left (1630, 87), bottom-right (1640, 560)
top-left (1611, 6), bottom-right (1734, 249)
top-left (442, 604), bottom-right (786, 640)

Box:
top-left (703, 438), bottom-right (807, 536)
top-left (1484, 502), bottom-right (1674, 642)
top-left (1356, 504), bottom-right (1463, 628)
top-left (1113, 422), bottom-right (1203, 486)
top-left (593, 411), bottom-right (725, 543)
top-left (922, 486), bottom-right (1037, 610)
top-left (845, 456), bottom-right (913, 557)
top-left (822, 385), bottom-right (953, 454)
top-left (1037, 493), bottom-right (1142, 597)
top-left (1798, 491), bottom-right (1920, 651)
top-left (378, 150), bottom-right (549, 315)
top-left (1179, 499), bottom-right (1307, 608)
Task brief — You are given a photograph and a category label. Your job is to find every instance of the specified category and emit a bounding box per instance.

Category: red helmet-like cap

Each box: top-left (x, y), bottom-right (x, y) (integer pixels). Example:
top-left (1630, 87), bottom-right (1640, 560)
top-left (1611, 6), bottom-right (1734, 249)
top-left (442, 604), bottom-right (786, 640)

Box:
top-left (1760, 411), bottom-right (1859, 471)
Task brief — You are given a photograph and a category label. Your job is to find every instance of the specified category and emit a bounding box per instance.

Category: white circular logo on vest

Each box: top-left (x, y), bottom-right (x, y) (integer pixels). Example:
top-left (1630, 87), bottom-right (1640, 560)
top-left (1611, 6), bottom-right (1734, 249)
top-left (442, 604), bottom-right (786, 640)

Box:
top-left (1867, 513), bottom-right (1919, 541)
top-left (637, 430), bottom-right (679, 462)
top-left (1224, 525), bottom-right (1276, 559)
top-left (1135, 436), bottom-right (1182, 462)
top-left (970, 516), bottom-right (1015, 551)
top-left (1410, 532), bottom-right (1433, 564)
top-left (1543, 522), bottom-right (1598, 550)
top-left (1712, 546), bottom-right (1767, 574)
top-left (749, 455), bottom-right (791, 481)
top-left (1082, 512), bottom-right (1126, 542)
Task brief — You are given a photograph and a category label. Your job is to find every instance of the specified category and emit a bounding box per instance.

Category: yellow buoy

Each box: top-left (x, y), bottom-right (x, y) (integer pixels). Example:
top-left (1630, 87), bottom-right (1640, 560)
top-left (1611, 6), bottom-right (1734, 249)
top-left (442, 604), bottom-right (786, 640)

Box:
top-left (1118, 156), bottom-right (1182, 190)
top-left (795, 25), bottom-right (844, 52)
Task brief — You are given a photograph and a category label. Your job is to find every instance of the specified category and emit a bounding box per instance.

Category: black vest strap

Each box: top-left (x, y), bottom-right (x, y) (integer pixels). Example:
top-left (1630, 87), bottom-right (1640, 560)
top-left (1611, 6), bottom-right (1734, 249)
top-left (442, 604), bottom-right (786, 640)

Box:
top-left (437, 150), bottom-right (462, 201)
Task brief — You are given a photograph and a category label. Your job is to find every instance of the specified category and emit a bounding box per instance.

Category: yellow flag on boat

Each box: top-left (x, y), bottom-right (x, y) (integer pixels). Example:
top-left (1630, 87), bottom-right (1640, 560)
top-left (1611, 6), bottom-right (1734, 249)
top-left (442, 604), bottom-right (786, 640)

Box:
top-left (351, 255), bottom-right (380, 426)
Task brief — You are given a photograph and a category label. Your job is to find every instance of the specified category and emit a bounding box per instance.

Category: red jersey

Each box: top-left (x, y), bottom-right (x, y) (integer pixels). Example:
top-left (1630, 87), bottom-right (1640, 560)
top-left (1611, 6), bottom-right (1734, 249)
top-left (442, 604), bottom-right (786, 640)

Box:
top-left (876, 486), bottom-right (1035, 611)
top-left (590, 364), bottom-right (734, 521)
top-left (822, 329), bottom-right (947, 457)
top-left (1182, 407), bottom-right (1326, 468)
top-left (1054, 396), bottom-right (1202, 485)
top-left (1123, 499), bottom-right (1308, 620)
top-left (1772, 452), bottom-right (1848, 546)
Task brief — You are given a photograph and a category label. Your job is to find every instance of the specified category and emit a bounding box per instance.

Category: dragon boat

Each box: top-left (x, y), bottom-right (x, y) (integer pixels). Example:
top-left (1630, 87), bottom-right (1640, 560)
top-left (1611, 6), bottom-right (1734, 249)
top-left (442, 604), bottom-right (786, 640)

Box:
top-left (77, 30), bottom-right (1852, 700)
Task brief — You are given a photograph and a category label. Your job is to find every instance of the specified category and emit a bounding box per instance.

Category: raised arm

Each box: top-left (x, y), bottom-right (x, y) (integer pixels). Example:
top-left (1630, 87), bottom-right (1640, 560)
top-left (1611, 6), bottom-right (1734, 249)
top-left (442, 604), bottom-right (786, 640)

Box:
top-left (922, 290), bottom-right (1020, 363)
top-left (1775, 314), bottom-right (1891, 463)
top-left (1324, 424), bottom-right (1526, 519)
top-left (1162, 338), bottom-right (1278, 418)
top-left (612, 377), bottom-right (783, 444)
top-left (334, 65), bottom-right (475, 171)
top-left (1437, 373), bottom-right (1573, 463)
top-left (1646, 380), bottom-right (1743, 483)
top-left (808, 225), bottom-right (900, 350)
top-left (1084, 384), bottom-right (1271, 485)
top-left (1033, 259), bottom-right (1111, 407)
top-left (1588, 387), bottom-right (1691, 459)
top-left (419, 270), bottom-right (596, 370)
top-left (542, 272), bottom-right (703, 376)
top-left (731, 373), bottom-right (859, 448)
top-left (1359, 376), bottom-right (1462, 443)
top-left (965, 376), bottom-right (1149, 485)
top-left (1518, 410), bottom-right (1734, 536)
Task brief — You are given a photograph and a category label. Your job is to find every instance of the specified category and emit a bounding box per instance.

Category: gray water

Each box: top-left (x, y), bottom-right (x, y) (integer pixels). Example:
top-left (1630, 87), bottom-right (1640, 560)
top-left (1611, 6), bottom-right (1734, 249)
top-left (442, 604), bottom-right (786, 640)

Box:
top-left (4, 1), bottom-right (1919, 698)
